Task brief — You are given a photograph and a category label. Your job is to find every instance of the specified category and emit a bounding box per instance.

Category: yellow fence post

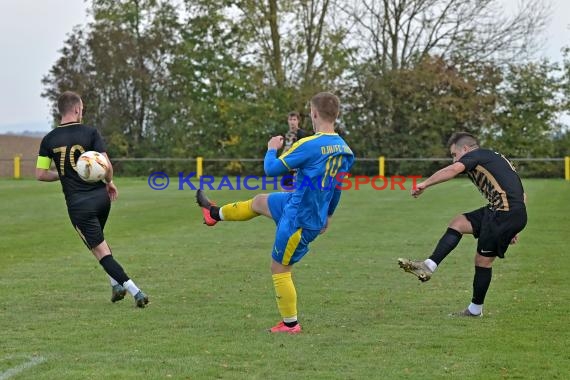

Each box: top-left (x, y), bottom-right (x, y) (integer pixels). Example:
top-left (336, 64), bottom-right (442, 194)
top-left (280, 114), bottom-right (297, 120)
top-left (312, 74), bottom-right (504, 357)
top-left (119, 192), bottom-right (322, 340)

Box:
top-left (565, 156), bottom-right (569, 181)
top-left (14, 155), bottom-right (21, 179)
top-left (379, 156), bottom-right (385, 177)
top-left (197, 156), bottom-right (203, 179)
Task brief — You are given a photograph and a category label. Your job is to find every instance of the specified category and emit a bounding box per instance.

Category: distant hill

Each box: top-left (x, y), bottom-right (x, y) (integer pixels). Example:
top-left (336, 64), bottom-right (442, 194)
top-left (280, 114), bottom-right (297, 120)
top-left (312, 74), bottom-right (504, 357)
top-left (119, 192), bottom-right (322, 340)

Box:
top-left (2, 130), bottom-right (47, 138)
top-left (0, 121), bottom-right (52, 136)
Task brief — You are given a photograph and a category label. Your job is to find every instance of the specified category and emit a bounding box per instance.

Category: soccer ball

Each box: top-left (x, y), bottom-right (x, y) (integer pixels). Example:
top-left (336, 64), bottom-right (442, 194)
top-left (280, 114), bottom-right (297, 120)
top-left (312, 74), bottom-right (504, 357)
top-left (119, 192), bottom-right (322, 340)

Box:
top-left (76, 151), bottom-right (109, 182)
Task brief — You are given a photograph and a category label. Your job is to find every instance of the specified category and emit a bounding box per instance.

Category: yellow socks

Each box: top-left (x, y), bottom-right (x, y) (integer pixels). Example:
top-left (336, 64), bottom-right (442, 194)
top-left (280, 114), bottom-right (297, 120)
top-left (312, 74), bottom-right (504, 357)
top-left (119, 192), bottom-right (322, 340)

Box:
top-left (220, 199), bottom-right (259, 221)
top-left (272, 272), bottom-right (297, 321)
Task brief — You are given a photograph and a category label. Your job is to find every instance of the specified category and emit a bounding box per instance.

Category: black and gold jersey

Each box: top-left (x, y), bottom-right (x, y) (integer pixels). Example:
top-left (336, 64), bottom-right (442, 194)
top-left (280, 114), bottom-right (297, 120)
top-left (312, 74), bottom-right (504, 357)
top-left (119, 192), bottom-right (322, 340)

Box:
top-left (37, 122), bottom-right (107, 200)
top-left (459, 148), bottom-right (525, 211)
top-left (284, 129), bottom-right (309, 153)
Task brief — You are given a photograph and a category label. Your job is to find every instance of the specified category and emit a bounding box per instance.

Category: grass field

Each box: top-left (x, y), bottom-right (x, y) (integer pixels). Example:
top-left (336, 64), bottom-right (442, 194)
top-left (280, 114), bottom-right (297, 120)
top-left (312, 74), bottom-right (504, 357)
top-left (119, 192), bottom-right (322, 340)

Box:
top-left (1, 177), bottom-right (569, 379)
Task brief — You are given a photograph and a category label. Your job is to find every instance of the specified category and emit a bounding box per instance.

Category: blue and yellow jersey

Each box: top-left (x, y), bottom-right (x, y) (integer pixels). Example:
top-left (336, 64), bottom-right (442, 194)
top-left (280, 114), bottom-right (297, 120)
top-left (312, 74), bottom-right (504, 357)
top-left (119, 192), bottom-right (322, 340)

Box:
top-left (264, 132), bottom-right (355, 230)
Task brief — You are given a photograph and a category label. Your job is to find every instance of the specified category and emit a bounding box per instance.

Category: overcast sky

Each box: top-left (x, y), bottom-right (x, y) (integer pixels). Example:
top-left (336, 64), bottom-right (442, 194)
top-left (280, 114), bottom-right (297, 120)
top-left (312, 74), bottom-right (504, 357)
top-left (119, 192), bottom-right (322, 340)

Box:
top-left (0, 0), bottom-right (568, 133)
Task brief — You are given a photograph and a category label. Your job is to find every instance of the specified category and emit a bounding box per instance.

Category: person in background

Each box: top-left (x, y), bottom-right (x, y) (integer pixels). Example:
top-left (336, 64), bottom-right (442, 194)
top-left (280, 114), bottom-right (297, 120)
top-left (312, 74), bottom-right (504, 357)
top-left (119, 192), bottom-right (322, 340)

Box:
top-left (281, 111), bottom-right (308, 190)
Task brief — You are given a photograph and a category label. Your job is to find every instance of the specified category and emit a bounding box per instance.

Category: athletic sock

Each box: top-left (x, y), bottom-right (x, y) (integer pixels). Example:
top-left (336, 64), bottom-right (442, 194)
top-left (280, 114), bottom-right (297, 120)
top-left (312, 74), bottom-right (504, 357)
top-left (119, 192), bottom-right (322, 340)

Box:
top-left (472, 266), bottom-right (492, 305)
top-left (428, 227), bottom-right (462, 265)
top-left (468, 302), bottom-right (483, 315)
top-left (424, 259), bottom-right (437, 272)
top-left (284, 320), bottom-right (298, 327)
top-left (272, 272), bottom-right (297, 321)
top-left (99, 255), bottom-right (129, 284)
top-left (220, 200), bottom-right (259, 221)
top-left (209, 205), bottom-right (222, 221)
top-left (122, 279), bottom-right (141, 296)
top-left (108, 275), bottom-right (119, 287)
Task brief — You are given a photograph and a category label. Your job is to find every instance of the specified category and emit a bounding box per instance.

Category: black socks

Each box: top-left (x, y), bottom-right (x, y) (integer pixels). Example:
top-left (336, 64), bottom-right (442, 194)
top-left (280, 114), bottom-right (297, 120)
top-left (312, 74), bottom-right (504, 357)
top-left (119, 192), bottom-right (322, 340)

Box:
top-left (99, 255), bottom-right (129, 284)
top-left (472, 266), bottom-right (492, 305)
top-left (210, 206), bottom-right (221, 221)
top-left (428, 227), bottom-right (462, 265)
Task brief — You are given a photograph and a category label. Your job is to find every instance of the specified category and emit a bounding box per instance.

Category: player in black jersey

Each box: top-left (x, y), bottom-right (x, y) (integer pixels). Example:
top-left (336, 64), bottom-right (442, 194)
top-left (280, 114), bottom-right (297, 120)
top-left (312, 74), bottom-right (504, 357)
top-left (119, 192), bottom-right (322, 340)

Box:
top-left (398, 132), bottom-right (527, 317)
top-left (281, 111), bottom-right (308, 189)
top-left (35, 91), bottom-right (148, 308)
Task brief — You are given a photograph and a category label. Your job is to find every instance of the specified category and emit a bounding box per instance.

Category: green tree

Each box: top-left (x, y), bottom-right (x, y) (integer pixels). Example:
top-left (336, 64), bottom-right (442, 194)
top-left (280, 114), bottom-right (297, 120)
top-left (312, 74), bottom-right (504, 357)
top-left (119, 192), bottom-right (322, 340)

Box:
top-left (484, 60), bottom-right (565, 177)
top-left (152, 1), bottom-right (273, 162)
top-left (554, 47), bottom-right (570, 158)
top-left (343, 56), bottom-right (500, 163)
top-left (42, 0), bottom-right (565, 180)
top-left (42, 0), bottom-right (181, 157)
top-left (152, 0), bottom-right (354, 170)
top-left (231, 0), bottom-right (353, 110)
top-left (337, 0), bottom-right (550, 168)
top-left (486, 60), bottom-right (563, 157)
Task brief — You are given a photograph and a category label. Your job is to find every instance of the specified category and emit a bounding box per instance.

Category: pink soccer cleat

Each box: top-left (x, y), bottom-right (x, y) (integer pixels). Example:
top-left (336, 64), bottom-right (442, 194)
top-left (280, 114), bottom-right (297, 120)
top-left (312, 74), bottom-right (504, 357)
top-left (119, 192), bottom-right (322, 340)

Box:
top-left (196, 190), bottom-right (218, 226)
top-left (269, 321), bottom-right (302, 334)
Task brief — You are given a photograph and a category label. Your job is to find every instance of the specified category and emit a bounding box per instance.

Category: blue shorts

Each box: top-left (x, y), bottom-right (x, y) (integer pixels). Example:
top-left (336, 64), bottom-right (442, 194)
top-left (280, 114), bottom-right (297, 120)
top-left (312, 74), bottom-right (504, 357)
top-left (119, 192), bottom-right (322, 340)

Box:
top-left (267, 192), bottom-right (320, 265)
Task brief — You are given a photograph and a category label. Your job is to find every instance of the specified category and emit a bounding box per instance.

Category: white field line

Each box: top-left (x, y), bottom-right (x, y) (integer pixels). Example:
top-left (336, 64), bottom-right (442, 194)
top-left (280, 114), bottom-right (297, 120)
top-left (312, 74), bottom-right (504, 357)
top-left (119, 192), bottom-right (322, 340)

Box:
top-left (0, 356), bottom-right (46, 380)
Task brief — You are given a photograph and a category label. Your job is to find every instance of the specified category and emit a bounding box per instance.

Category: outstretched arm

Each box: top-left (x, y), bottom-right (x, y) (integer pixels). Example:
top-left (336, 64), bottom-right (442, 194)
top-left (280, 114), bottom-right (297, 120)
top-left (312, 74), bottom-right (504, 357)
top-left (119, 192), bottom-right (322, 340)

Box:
top-left (412, 162), bottom-right (465, 198)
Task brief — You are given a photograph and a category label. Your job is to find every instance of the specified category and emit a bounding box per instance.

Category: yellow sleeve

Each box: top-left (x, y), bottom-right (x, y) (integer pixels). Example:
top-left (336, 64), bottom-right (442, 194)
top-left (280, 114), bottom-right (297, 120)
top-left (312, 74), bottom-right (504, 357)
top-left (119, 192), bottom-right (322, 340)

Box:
top-left (36, 156), bottom-right (52, 169)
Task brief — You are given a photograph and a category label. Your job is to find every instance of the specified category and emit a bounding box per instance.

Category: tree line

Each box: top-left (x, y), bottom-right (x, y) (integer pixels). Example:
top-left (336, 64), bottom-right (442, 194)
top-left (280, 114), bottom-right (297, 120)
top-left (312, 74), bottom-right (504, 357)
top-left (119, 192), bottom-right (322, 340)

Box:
top-left (42, 0), bottom-right (570, 176)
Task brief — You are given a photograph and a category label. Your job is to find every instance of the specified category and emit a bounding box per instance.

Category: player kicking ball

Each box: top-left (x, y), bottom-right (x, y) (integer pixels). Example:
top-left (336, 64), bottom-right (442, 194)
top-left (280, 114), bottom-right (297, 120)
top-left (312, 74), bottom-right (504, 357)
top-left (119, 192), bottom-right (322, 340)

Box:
top-left (197, 92), bottom-right (354, 333)
top-left (398, 132), bottom-right (527, 317)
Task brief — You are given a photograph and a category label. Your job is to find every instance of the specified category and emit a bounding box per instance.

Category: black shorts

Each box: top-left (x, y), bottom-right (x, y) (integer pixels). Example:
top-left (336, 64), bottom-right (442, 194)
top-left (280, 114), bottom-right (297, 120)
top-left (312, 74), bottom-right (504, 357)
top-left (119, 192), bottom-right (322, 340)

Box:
top-left (464, 206), bottom-right (527, 258)
top-left (66, 188), bottom-right (111, 249)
